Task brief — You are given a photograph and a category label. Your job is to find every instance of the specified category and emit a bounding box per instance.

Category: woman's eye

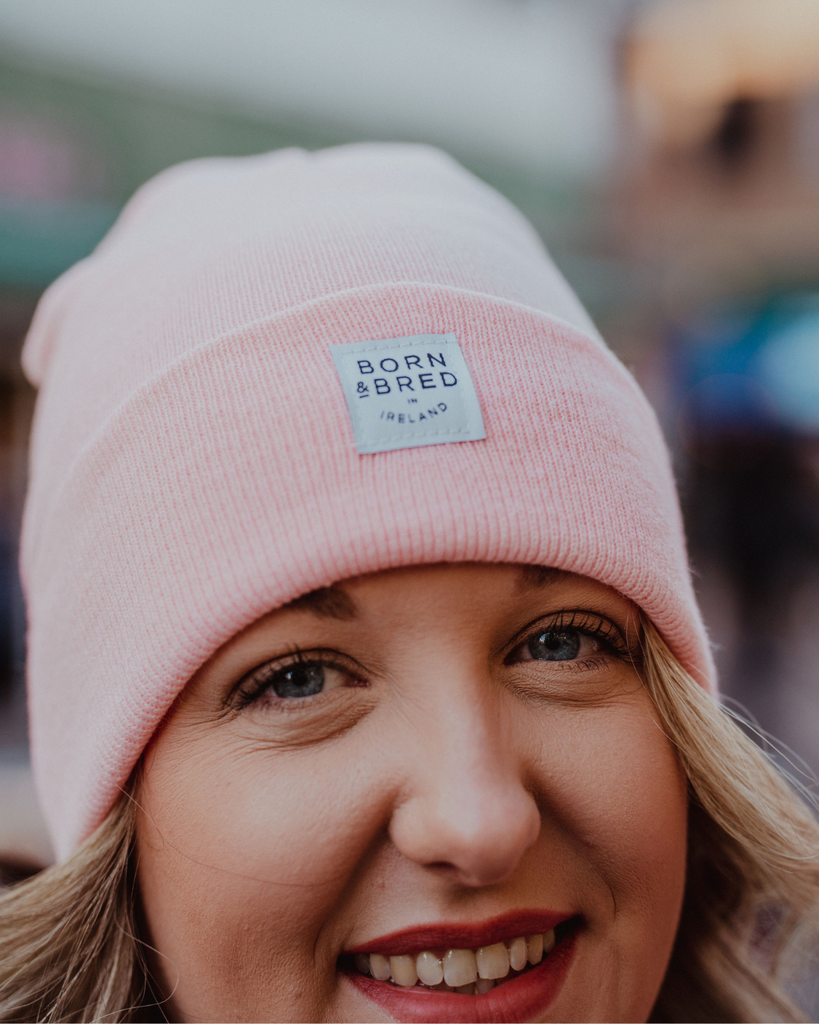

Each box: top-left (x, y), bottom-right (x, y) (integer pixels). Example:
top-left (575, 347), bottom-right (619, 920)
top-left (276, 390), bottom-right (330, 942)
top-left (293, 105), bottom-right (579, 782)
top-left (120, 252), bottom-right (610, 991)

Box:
top-left (270, 661), bottom-right (328, 698)
top-left (243, 658), bottom-right (354, 704)
top-left (512, 627), bottom-right (602, 663)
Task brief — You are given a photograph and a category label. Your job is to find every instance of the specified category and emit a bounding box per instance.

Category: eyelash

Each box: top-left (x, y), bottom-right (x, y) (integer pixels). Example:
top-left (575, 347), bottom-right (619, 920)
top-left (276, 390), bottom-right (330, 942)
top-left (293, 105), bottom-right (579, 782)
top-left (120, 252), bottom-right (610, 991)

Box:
top-left (505, 610), bottom-right (637, 664)
top-left (233, 610), bottom-right (636, 709)
top-left (233, 647), bottom-right (361, 710)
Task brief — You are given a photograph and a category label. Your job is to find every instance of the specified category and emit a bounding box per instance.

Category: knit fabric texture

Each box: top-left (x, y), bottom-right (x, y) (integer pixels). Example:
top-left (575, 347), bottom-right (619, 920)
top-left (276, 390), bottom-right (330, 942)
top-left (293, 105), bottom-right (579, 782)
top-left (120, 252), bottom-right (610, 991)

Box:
top-left (21, 143), bottom-right (714, 858)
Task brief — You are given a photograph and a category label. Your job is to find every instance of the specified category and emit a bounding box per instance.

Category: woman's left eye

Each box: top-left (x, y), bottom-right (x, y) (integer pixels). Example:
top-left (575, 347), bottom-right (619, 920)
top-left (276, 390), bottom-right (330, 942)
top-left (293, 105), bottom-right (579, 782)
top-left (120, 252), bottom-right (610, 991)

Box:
top-left (509, 627), bottom-right (603, 664)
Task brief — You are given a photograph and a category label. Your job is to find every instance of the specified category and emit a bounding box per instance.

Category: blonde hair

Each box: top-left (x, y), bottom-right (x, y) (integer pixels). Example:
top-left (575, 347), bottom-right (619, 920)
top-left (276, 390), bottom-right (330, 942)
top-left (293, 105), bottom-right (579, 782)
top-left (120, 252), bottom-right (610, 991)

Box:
top-left (1, 620), bottom-right (818, 1023)
top-left (642, 621), bottom-right (819, 1022)
top-left (0, 797), bottom-right (150, 1023)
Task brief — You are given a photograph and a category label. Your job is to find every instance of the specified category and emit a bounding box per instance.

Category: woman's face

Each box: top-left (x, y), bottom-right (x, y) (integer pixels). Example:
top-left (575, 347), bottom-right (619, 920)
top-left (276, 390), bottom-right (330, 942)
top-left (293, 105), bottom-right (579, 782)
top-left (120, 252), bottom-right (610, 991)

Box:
top-left (137, 564), bottom-right (687, 1023)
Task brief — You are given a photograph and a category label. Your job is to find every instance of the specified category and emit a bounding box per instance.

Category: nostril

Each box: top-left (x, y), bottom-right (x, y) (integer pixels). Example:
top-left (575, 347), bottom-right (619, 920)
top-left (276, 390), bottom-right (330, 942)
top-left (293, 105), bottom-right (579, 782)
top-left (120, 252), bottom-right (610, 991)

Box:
top-left (389, 780), bottom-right (540, 887)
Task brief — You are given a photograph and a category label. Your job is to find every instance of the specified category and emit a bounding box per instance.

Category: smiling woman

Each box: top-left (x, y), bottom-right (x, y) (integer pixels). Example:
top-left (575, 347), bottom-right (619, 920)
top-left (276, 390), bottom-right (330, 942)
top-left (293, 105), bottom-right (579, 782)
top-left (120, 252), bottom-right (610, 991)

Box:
top-left (136, 566), bottom-right (686, 1023)
top-left (1, 144), bottom-right (818, 1023)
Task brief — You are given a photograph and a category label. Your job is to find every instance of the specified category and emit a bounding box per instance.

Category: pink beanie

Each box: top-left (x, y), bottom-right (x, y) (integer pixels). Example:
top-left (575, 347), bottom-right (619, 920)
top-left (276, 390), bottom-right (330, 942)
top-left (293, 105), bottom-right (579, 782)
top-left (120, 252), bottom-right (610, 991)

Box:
top-left (21, 143), bottom-right (713, 859)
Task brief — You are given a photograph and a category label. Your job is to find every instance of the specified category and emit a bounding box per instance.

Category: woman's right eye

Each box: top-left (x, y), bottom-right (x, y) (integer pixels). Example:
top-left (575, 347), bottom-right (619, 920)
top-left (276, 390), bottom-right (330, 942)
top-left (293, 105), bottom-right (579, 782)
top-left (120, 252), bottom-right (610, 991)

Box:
top-left (270, 661), bottom-right (326, 698)
top-left (239, 656), bottom-right (355, 706)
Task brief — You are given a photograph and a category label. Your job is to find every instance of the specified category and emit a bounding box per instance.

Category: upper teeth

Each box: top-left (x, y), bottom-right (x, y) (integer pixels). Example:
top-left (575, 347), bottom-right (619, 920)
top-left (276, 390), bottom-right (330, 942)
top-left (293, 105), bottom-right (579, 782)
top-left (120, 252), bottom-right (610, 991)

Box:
top-left (354, 930), bottom-right (555, 994)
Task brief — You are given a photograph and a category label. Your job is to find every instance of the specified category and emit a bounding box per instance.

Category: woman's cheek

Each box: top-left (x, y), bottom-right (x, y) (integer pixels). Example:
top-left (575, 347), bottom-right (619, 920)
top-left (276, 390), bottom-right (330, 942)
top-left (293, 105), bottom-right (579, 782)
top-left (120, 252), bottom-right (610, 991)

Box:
top-left (533, 697), bottom-right (688, 1019)
top-left (536, 694), bottom-right (687, 858)
top-left (138, 730), bottom-right (392, 1019)
top-left (142, 724), bottom-right (389, 886)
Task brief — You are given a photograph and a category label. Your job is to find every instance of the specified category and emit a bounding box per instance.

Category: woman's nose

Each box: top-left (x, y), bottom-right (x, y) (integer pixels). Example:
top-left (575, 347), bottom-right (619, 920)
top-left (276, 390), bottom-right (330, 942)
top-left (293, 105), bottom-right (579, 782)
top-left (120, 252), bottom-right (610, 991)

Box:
top-left (387, 698), bottom-right (541, 888)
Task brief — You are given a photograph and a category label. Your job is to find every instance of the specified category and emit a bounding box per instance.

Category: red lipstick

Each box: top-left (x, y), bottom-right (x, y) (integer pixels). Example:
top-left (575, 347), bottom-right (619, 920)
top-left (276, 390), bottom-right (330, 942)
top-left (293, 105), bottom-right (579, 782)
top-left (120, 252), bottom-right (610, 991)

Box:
top-left (343, 911), bottom-right (578, 1024)
top-left (346, 909), bottom-right (572, 956)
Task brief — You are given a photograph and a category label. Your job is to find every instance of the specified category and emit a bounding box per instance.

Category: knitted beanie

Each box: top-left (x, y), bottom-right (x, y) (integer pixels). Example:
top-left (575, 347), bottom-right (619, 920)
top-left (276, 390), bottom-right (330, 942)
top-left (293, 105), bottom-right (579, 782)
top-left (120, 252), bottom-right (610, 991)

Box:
top-left (21, 144), bottom-right (713, 859)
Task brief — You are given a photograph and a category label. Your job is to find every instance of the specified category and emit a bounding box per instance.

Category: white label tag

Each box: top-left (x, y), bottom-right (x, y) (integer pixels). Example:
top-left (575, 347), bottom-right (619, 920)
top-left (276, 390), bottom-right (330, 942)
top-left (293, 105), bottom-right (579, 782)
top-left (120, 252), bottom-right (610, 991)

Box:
top-left (331, 333), bottom-right (486, 454)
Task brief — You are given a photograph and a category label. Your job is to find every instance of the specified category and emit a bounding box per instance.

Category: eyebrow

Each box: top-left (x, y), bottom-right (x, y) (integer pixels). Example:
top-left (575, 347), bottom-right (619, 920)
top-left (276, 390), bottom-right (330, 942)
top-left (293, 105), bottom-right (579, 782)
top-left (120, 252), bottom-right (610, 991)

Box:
top-left (283, 586), bottom-right (358, 620)
top-left (518, 565), bottom-right (569, 590)
top-left (285, 567), bottom-right (565, 620)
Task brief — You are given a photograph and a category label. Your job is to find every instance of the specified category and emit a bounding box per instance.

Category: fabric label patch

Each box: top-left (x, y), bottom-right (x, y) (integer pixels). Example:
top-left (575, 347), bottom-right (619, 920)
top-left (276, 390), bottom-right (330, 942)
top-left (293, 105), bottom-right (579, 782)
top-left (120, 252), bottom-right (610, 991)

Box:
top-left (331, 333), bottom-right (486, 454)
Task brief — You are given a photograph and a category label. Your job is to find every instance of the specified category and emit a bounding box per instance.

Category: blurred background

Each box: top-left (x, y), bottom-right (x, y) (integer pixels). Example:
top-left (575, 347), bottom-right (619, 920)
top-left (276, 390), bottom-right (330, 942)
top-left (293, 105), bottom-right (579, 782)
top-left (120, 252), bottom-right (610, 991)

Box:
top-left (0, 0), bottom-right (818, 904)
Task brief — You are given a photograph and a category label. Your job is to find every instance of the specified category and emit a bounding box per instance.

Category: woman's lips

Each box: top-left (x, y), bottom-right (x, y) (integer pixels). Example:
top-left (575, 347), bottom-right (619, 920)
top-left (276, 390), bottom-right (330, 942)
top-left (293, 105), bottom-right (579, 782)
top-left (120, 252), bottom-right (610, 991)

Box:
top-left (342, 922), bottom-right (577, 1024)
top-left (346, 909), bottom-right (574, 957)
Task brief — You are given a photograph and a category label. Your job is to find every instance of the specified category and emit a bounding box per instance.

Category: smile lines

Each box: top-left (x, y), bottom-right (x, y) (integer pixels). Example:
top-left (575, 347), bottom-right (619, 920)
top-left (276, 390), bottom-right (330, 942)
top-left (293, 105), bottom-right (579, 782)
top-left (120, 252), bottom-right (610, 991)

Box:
top-left (353, 929), bottom-right (555, 995)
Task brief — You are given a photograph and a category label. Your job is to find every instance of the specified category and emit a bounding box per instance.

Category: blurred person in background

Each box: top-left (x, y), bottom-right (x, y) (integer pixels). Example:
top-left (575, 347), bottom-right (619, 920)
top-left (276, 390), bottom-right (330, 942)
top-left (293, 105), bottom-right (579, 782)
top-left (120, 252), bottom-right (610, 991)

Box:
top-left (672, 298), bottom-right (819, 742)
top-left (623, 0), bottom-right (819, 781)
